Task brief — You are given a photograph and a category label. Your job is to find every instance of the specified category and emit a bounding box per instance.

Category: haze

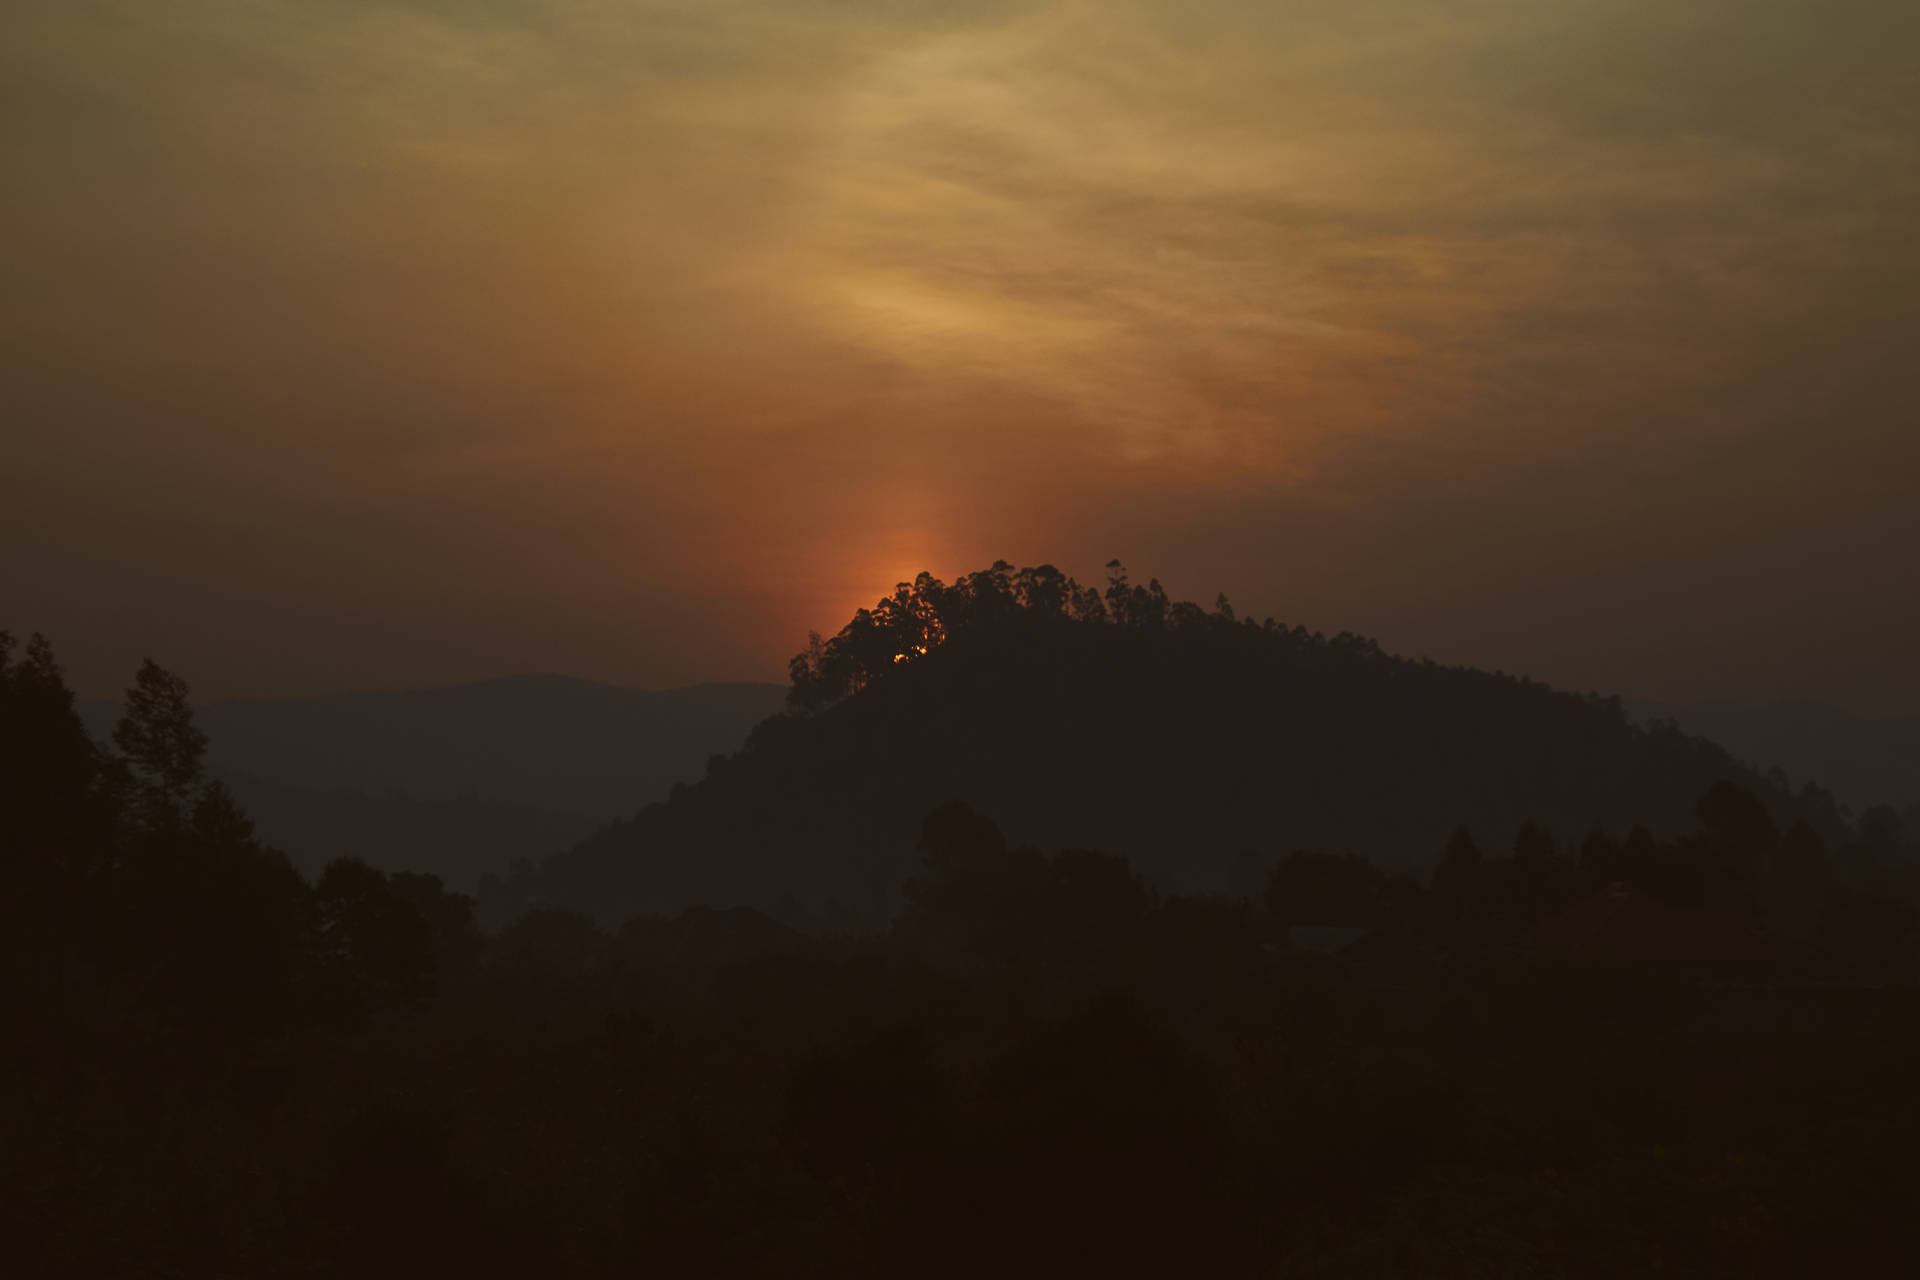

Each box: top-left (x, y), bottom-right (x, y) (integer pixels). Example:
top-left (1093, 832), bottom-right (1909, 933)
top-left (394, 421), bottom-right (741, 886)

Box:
top-left (5, 0), bottom-right (1916, 711)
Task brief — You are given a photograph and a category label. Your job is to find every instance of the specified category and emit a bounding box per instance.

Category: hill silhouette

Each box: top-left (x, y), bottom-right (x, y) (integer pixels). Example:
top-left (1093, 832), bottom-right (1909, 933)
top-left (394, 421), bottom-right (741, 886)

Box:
top-left (485, 561), bottom-right (1853, 926)
top-left (82, 675), bottom-right (786, 887)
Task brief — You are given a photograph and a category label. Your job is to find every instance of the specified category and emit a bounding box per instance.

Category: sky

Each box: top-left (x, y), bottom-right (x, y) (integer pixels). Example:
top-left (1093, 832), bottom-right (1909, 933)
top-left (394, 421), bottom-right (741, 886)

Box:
top-left (4, 0), bottom-right (1917, 713)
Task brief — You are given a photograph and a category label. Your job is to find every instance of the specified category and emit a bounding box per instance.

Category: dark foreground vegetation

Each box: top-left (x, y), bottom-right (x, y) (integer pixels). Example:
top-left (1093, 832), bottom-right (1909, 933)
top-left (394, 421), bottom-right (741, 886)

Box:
top-left (7, 588), bottom-right (1920, 1275)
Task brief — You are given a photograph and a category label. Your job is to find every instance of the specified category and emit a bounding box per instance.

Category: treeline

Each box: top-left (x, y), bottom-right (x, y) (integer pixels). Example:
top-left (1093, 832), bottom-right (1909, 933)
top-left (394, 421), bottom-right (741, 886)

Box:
top-left (2, 634), bottom-right (463, 1046)
top-left (7, 629), bottom-right (1920, 1274)
top-left (788, 558), bottom-right (1380, 712)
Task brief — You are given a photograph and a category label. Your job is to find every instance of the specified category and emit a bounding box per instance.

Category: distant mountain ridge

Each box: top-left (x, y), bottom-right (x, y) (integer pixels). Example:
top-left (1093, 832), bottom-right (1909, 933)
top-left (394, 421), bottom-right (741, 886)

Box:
top-left (1631, 699), bottom-right (1920, 815)
top-left (485, 563), bottom-right (1863, 927)
top-left (81, 675), bottom-right (788, 887)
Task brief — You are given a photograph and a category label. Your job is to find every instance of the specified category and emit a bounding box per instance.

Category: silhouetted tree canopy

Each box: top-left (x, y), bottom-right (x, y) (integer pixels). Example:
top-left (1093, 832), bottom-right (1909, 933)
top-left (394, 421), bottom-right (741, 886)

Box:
top-left (788, 561), bottom-right (1111, 712)
top-left (1, 632), bottom-right (441, 1043)
top-left (114, 657), bottom-right (210, 832)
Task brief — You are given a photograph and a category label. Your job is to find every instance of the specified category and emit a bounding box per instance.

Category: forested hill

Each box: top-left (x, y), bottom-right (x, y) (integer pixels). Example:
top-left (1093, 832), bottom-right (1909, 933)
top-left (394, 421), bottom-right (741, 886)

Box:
top-left (483, 562), bottom-right (1854, 927)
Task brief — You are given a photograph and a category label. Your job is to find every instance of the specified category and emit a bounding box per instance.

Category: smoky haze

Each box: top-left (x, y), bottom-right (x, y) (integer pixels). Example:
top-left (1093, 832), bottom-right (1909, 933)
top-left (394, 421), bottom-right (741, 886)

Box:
top-left (4, 0), bottom-right (1917, 712)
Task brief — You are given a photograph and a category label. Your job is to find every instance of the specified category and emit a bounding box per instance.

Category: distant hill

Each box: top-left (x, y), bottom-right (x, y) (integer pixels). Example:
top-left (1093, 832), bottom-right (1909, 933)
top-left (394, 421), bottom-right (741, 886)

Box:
top-left (1632, 699), bottom-right (1920, 816)
top-left (486, 564), bottom-right (1859, 927)
top-left (81, 675), bottom-right (788, 887)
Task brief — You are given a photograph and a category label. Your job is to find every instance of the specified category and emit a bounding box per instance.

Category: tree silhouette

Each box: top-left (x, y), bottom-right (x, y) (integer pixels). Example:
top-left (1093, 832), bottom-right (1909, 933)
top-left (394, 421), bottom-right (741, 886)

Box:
top-left (1, 632), bottom-right (108, 874)
top-left (114, 658), bottom-right (209, 833)
top-left (314, 856), bottom-right (435, 1021)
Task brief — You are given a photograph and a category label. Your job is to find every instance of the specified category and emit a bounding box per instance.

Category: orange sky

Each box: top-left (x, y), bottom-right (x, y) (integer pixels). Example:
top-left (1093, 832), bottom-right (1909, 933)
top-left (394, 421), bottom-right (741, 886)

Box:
top-left (4, 0), bottom-right (1917, 712)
